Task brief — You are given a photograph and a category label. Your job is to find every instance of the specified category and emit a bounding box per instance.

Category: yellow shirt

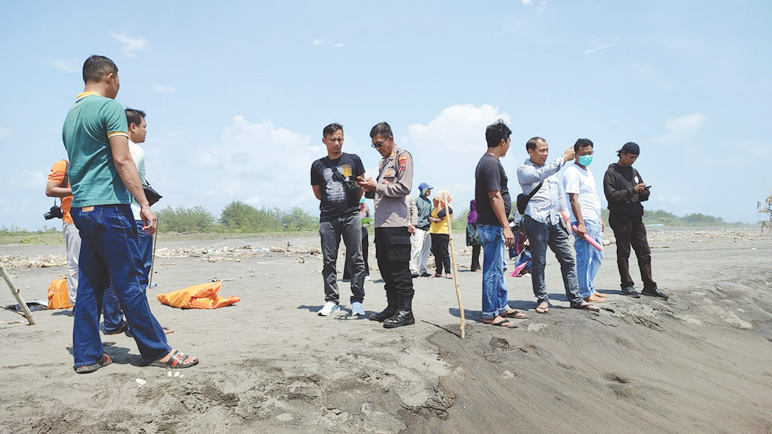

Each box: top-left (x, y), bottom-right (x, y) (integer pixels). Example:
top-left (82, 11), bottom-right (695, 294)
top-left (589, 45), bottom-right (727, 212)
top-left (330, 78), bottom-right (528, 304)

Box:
top-left (429, 207), bottom-right (452, 234)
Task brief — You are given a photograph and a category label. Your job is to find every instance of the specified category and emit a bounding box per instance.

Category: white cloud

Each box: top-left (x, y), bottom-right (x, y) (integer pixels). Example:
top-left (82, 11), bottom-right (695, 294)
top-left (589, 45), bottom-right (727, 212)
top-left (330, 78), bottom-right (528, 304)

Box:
top-left (331, 43), bottom-right (345, 49)
top-left (313, 40), bottom-right (322, 46)
top-left (403, 104), bottom-right (512, 203)
top-left (152, 82), bottom-right (176, 93)
top-left (49, 58), bottom-right (80, 73)
top-left (11, 170), bottom-right (47, 189)
top-left (654, 113), bottom-right (705, 144)
top-left (112, 33), bottom-right (147, 58)
top-left (584, 36), bottom-right (619, 54)
top-left (0, 126), bottom-right (10, 140)
top-left (521, 0), bottom-right (546, 12)
top-left (521, 0), bottom-right (532, 4)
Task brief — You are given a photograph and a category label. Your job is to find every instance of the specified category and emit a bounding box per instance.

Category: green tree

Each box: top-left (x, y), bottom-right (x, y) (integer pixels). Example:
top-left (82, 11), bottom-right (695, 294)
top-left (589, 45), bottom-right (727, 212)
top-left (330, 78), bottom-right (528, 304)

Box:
top-left (156, 206), bottom-right (217, 233)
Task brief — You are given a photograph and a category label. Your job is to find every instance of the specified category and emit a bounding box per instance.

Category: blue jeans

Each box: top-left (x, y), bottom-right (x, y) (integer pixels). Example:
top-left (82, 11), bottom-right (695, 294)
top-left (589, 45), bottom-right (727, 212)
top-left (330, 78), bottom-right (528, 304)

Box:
top-left (320, 214), bottom-right (365, 304)
top-left (523, 215), bottom-right (584, 307)
top-left (103, 220), bottom-right (154, 332)
top-left (71, 205), bottom-right (169, 368)
top-left (573, 220), bottom-right (604, 298)
top-left (478, 225), bottom-right (510, 319)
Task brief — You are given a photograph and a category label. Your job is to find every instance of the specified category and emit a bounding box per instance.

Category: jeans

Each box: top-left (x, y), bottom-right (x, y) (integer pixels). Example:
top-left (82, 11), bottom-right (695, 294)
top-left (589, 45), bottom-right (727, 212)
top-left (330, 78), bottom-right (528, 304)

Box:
top-left (374, 227), bottom-right (414, 304)
top-left (430, 233), bottom-right (451, 274)
top-left (478, 225), bottom-right (510, 319)
top-left (103, 220), bottom-right (154, 332)
top-left (523, 215), bottom-right (583, 307)
top-left (71, 205), bottom-right (169, 368)
top-left (63, 222), bottom-right (81, 306)
top-left (320, 214), bottom-right (365, 304)
top-left (343, 226), bottom-right (369, 279)
top-left (409, 228), bottom-right (431, 275)
top-left (573, 219), bottom-right (603, 298)
top-left (608, 212), bottom-right (657, 291)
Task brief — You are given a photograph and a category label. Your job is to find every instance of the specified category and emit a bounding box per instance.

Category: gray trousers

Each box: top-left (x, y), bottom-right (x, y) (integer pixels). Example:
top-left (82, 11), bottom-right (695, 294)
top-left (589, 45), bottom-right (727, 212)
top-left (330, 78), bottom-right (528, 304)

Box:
top-left (320, 214), bottom-right (365, 304)
top-left (63, 222), bottom-right (81, 306)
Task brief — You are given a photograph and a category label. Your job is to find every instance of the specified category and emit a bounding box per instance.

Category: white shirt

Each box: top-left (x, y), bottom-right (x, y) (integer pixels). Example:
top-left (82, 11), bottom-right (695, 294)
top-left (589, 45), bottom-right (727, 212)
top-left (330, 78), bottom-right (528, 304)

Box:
top-left (562, 162), bottom-right (602, 223)
top-left (129, 141), bottom-right (146, 221)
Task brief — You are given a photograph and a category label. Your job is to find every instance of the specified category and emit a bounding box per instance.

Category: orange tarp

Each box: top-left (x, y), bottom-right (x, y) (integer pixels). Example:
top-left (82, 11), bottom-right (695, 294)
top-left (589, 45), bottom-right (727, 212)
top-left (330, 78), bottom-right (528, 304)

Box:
top-left (48, 278), bottom-right (72, 309)
top-left (156, 282), bottom-right (240, 309)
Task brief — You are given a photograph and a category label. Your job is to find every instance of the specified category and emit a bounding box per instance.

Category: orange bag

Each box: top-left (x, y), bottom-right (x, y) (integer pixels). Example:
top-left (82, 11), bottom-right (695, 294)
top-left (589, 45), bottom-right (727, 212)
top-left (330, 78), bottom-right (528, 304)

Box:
top-left (156, 282), bottom-right (240, 309)
top-left (47, 278), bottom-right (73, 309)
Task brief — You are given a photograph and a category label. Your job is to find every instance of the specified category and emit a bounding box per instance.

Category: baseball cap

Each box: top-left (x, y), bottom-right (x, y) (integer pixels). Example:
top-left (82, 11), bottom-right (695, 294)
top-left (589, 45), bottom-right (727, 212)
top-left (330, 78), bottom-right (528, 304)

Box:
top-left (618, 142), bottom-right (640, 155)
top-left (418, 182), bottom-right (433, 191)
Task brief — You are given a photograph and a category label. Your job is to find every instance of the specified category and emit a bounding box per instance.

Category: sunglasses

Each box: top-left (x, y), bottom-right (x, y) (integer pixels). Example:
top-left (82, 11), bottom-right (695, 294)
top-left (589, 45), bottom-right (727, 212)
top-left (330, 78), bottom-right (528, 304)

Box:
top-left (371, 140), bottom-right (386, 149)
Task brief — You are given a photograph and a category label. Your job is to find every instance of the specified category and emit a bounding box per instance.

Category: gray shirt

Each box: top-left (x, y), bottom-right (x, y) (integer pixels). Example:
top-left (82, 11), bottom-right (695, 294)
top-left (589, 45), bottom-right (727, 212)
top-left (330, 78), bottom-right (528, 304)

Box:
top-left (516, 157), bottom-right (568, 225)
top-left (369, 146), bottom-right (414, 228)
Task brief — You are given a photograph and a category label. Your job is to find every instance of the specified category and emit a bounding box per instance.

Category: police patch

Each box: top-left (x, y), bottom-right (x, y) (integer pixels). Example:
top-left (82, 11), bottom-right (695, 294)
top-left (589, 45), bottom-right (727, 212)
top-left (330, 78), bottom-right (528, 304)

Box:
top-left (398, 155), bottom-right (407, 171)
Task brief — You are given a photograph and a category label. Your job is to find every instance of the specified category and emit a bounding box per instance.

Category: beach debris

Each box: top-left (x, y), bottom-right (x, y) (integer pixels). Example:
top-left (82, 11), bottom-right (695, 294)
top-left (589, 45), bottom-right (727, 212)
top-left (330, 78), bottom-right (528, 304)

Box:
top-left (136, 378), bottom-right (147, 387)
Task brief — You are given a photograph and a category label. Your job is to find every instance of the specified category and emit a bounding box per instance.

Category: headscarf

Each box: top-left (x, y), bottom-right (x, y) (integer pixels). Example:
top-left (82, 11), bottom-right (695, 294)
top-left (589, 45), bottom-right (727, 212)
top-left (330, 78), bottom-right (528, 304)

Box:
top-left (468, 199), bottom-right (477, 224)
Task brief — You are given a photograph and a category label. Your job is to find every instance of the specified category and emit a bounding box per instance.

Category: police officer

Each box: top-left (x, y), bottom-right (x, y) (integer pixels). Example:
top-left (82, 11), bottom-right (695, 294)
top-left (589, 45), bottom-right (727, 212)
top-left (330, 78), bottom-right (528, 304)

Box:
top-left (357, 122), bottom-right (415, 328)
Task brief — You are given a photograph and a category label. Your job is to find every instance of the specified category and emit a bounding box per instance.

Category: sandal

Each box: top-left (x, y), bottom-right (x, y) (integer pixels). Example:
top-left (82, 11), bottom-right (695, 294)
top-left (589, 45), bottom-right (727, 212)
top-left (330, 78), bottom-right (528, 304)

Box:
top-left (104, 322), bottom-right (128, 335)
top-left (149, 350), bottom-right (199, 369)
top-left (535, 303), bottom-right (549, 314)
top-left (574, 302), bottom-right (600, 312)
top-left (502, 309), bottom-right (527, 319)
top-left (483, 318), bottom-right (517, 328)
top-left (75, 354), bottom-right (112, 374)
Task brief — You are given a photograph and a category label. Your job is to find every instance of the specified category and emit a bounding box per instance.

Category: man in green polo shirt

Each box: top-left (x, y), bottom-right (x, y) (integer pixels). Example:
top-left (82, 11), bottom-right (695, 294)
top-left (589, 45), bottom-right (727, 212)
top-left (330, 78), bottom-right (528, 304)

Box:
top-left (63, 55), bottom-right (198, 373)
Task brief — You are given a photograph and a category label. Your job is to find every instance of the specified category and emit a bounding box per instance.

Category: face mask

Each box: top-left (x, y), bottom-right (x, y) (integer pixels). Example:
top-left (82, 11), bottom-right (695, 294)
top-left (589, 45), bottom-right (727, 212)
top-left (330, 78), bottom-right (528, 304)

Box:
top-left (578, 155), bottom-right (593, 167)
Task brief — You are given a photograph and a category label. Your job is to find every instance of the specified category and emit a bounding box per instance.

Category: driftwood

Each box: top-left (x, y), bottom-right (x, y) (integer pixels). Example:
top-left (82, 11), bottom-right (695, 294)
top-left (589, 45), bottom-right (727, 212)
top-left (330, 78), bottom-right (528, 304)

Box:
top-left (0, 261), bottom-right (37, 325)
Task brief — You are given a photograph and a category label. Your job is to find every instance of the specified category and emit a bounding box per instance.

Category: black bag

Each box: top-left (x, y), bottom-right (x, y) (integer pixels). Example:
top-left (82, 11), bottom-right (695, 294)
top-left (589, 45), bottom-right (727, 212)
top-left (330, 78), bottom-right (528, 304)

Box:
top-left (516, 181), bottom-right (543, 215)
top-left (143, 182), bottom-right (163, 206)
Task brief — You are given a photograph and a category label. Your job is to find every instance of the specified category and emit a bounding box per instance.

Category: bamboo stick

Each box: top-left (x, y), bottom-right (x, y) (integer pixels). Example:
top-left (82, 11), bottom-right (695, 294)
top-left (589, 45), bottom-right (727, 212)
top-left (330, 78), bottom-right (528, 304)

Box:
top-left (442, 197), bottom-right (464, 339)
top-left (0, 261), bottom-right (37, 325)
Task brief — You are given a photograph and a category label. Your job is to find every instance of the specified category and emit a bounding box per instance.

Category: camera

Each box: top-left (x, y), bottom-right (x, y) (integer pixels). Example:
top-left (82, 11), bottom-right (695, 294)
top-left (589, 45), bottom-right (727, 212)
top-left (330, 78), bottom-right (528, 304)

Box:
top-left (44, 205), bottom-right (64, 220)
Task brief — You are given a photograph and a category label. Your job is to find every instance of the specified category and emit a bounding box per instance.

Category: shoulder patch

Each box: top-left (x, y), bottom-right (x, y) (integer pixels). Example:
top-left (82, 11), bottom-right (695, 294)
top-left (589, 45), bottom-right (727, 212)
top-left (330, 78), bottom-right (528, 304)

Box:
top-left (398, 154), bottom-right (408, 172)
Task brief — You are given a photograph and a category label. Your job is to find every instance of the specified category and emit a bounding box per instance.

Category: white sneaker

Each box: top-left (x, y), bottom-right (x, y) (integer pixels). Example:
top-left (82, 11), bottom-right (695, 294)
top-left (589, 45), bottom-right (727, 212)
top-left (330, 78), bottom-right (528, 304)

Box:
top-left (318, 301), bottom-right (339, 316)
top-left (364, 275), bottom-right (372, 281)
top-left (352, 302), bottom-right (365, 316)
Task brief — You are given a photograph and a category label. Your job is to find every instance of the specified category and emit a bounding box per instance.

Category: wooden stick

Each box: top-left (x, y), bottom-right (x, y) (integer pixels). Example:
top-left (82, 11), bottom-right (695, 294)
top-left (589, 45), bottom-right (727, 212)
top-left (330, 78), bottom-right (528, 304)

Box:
top-left (0, 261), bottom-right (37, 325)
top-left (443, 197), bottom-right (465, 339)
top-left (147, 217), bottom-right (159, 291)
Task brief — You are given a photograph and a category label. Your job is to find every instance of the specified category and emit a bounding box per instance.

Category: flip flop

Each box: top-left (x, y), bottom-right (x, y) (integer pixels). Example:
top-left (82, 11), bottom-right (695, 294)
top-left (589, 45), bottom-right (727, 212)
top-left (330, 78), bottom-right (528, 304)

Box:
top-left (149, 350), bottom-right (199, 369)
top-left (104, 322), bottom-right (128, 335)
top-left (535, 303), bottom-right (549, 314)
top-left (483, 318), bottom-right (517, 328)
top-left (502, 310), bottom-right (527, 319)
top-left (75, 354), bottom-right (112, 374)
top-left (574, 303), bottom-right (600, 312)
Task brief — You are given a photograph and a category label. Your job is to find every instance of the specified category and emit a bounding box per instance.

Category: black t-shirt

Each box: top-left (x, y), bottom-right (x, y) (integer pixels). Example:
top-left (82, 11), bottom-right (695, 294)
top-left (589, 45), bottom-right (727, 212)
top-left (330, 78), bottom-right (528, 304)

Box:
top-left (474, 154), bottom-right (511, 226)
top-left (310, 153), bottom-right (365, 221)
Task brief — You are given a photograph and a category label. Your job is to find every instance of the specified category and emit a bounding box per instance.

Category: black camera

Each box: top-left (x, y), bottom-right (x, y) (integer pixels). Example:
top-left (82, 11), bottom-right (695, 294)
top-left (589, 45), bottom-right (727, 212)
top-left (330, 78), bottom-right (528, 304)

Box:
top-left (44, 205), bottom-right (64, 220)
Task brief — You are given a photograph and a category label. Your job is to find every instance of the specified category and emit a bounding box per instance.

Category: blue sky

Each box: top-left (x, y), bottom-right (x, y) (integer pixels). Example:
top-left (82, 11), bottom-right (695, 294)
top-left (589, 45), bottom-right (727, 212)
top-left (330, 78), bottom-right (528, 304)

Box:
top-left (1, 1), bottom-right (770, 230)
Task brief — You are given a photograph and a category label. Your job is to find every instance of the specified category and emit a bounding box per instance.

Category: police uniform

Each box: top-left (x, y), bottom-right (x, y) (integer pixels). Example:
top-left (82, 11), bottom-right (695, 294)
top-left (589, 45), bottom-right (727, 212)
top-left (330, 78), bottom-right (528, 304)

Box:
top-left (367, 146), bottom-right (415, 327)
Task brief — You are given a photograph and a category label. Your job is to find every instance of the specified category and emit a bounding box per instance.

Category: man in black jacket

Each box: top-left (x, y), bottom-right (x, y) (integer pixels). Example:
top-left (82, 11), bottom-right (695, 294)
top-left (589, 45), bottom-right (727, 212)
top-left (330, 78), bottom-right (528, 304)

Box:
top-left (603, 142), bottom-right (668, 300)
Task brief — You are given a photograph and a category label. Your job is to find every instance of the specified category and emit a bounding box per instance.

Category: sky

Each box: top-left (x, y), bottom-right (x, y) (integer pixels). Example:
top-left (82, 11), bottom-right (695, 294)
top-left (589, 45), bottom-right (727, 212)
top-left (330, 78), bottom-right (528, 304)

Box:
top-left (1, 0), bottom-right (771, 230)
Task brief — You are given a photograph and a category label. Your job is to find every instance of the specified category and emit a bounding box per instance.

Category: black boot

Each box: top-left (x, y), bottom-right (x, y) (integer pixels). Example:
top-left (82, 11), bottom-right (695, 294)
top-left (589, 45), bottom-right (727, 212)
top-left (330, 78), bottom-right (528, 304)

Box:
top-left (383, 297), bottom-right (415, 329)
top-left (369, 293), bottom-right (398, 322)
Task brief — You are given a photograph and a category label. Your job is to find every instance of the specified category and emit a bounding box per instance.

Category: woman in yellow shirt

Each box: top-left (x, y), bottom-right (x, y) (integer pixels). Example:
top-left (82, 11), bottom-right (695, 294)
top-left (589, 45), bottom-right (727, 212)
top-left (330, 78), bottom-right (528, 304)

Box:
top-left (428, 190), bottom-right (453, 278)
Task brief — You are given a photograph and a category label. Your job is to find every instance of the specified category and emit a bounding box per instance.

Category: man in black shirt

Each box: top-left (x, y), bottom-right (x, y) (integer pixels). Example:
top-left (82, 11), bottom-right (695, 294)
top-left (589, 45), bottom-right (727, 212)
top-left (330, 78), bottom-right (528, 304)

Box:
top-left (474, 120), bottom-right (526, 327)
top-left (311, 123), bottom-right (367, 316)
top-left (603, 142), bottom-right (668, 300)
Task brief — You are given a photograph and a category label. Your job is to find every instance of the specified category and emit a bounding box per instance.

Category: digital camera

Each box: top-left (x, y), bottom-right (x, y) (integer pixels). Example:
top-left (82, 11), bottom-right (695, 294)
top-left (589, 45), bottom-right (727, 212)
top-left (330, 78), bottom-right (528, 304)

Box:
top-left (44, 205), bottom-right (64, 220)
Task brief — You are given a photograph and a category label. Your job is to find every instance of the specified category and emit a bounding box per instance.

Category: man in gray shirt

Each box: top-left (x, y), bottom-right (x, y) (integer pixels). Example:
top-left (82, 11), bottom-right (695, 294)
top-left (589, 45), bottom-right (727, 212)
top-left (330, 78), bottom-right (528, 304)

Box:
top-left (357, 122), bottom-right (415, 328)
top-left (516, 137), bottom-right (599, 314)
top-left (410, 182), bottom-right (433, 277)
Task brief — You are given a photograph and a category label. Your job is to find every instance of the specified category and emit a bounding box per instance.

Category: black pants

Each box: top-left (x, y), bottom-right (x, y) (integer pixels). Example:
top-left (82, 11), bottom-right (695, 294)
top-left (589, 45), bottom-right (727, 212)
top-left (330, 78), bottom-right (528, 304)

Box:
top-left (608, 212), bottom-right (657, 291)
top-left (471, 245), bottom-right (481, 270)
top-left (343, 227), bottom-right (369, 279)
top-left (374, 227), bottom-right (414, 302)
top-left (430, 233), bottom-right (451, 274)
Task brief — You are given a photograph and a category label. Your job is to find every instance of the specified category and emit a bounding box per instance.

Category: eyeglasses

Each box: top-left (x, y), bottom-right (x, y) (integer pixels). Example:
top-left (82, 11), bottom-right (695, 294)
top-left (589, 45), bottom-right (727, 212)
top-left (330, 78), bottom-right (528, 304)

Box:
top-left (371, 141), bottom-right (386, 149)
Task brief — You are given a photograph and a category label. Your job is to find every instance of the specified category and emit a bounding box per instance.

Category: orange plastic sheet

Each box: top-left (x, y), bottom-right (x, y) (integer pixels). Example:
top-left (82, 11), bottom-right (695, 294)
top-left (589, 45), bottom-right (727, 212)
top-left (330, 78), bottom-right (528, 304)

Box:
top-left (156, 281), bottom-right (240, 309)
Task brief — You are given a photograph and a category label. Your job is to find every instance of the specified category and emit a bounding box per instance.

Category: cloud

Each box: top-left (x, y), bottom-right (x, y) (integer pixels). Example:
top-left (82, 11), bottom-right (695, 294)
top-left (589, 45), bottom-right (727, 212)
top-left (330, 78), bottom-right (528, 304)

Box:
top-left (49, 58), bottom-right (81, 73)
top-left (331, 43), bottom-right (345, 49)
top-left (654, 113), bottom-right (705, 144)
top-left (403, 104), bottom-right (512, 201)
top-left (583, 36), bottom-right (619, 54)
top-left (0, 126), bottom-right (10, 140)
top-left (152, 82), bottom-right (176, 93)
top-left (112, 33), bottom-right (147, 58)
top-left (521, 0), bottom-right (546, 12)
top-left (10, 170), bottom-right (47, 189)
top-left (313, 40), bottom-right (322, 46)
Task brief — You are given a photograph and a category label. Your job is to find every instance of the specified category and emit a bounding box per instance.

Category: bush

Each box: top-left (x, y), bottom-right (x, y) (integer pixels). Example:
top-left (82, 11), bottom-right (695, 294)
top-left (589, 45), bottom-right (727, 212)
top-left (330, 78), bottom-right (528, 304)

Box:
top-left (156, 206), bottom-right (217, 233)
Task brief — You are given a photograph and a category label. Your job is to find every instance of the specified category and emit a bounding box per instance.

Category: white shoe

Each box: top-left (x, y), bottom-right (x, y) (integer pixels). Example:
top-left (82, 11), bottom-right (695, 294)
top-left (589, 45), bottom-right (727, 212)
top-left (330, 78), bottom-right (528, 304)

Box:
top-left (318, 301), bottom-right (339, 316)
top-left (352, 302), bottom-right (365, 316)
top-left (364, 275), bottom-right (372, 281)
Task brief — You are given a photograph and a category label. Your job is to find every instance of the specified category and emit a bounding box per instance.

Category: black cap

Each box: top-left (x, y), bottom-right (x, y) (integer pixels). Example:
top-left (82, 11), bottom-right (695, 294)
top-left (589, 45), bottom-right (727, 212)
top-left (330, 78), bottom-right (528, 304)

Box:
top-left (618, 142), bottom-right (640, 155)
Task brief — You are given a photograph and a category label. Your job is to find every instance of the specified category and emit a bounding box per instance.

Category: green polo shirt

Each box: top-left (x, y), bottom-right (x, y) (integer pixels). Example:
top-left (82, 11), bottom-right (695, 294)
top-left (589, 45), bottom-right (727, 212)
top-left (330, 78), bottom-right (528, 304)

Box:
top-left (62, 92), bottom-right (130, 207)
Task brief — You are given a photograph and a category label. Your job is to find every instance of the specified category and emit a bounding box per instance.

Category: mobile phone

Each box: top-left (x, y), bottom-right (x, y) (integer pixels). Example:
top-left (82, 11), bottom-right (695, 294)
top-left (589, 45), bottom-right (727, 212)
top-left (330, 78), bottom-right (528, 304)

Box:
top-left (645, 185), bottom-right (652, 189)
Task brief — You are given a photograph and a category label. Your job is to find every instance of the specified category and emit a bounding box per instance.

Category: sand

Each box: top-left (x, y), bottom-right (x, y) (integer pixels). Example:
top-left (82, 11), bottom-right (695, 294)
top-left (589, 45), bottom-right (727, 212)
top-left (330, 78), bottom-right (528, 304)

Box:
top-left (1, 227), bottom-right (771, 433)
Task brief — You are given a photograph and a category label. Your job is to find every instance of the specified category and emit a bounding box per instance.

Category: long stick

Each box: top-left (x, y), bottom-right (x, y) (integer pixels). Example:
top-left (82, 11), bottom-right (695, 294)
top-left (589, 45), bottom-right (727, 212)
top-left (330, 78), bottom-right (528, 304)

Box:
top-left (0, 261), bottom-right (37, 325)
top-left (443, 198), bottom-right (464, 339)
top-left (147, 217), bottom-right (159, 291)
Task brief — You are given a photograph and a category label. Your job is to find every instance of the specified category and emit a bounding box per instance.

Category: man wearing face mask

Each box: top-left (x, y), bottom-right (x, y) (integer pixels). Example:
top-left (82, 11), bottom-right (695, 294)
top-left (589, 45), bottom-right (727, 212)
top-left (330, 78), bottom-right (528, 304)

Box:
top-left (603, 142), bottom-right (668, 300)
top-left (563, 138), bottom-right (607, 303)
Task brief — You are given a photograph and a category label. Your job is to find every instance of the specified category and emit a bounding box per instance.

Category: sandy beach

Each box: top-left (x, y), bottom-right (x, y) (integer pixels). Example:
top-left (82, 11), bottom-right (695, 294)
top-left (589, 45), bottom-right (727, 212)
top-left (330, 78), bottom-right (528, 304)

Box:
top-left (1, 227), bottom-right (771, 433)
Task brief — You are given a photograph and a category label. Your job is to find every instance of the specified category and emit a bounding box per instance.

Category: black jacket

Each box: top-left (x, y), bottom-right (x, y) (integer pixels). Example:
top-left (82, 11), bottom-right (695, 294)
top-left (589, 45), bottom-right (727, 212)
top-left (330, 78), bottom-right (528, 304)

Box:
top-left (603, 163), bottom-right (650, 217)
